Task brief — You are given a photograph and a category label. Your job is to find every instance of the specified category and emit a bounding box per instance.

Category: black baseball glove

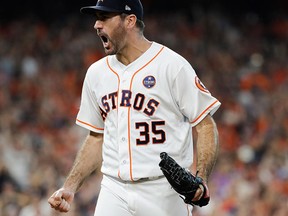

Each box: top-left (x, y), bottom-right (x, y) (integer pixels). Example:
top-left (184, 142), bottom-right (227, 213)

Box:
top-left (159, 152), bottom-right (210, 207)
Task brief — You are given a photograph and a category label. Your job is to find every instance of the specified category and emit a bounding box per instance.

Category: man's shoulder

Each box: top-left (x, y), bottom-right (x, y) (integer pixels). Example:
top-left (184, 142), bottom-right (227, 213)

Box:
top-left (88, 56), bottom-right (108, 70)
top-left (154, 42), bottom-right (190, 66)
top-left (83, 56), bottom-right (109, 80)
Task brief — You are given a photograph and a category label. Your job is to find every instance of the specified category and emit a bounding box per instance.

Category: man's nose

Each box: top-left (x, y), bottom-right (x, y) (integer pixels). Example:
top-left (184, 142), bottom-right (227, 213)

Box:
top-left (94, 20), bottom-right (102, 30)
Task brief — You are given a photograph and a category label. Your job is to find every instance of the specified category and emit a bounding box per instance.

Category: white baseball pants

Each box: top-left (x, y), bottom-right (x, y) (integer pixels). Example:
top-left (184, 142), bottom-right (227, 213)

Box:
top-left (94, 174), bottom-right (193, 216)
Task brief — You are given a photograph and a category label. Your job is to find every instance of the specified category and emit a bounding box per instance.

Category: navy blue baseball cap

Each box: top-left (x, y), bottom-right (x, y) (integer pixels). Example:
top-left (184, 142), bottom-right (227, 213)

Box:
top-left (80, 0), bottom-right (144, 21)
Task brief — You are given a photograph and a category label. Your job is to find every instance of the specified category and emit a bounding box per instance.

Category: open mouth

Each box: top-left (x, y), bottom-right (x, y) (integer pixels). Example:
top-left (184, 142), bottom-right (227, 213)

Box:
top-left (101, 35), bottom-right (108, 43)
top-left (99, 34), bottom-right (109, 48)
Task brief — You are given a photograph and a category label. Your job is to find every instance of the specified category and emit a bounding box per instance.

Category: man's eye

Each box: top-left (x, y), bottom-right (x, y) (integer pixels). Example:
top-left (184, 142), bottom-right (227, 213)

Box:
top-left (97, 15), bottom-right (108, 21)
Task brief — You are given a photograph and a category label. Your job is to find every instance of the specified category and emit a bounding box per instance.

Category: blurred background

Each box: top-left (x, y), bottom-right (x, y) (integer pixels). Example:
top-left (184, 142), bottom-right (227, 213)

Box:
top-left (0, 0), bottom-right (287, 215)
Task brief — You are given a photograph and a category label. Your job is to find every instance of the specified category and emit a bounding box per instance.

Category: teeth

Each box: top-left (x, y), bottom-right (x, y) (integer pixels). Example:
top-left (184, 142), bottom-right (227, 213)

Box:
top-left (103, 41), bottom-right (109, 48)
top-left (99, 34), bottom-right (109, 48)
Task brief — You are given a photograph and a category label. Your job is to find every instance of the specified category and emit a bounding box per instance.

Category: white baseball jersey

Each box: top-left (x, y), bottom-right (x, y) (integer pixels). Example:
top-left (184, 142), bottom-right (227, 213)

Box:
top-left (76, 42), bottom-right (221, 181)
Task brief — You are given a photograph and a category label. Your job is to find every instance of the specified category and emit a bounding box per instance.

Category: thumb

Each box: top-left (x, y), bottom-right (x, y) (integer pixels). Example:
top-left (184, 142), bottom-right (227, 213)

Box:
top-left (48, 188), bottom-right (74, 208)
top-left (61, 190), bottom-right (75, 203)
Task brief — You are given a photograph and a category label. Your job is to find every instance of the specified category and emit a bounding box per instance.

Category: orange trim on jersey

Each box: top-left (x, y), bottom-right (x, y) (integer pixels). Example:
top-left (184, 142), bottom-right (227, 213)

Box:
top-left (106, 57), bottom-right (120, 111)
top-left (76, 119), bottom-right (104, 131)
top-left (128, 46), bottom-right (165, 181)
top-left (106, 57), bottom-right (121, 122)
top-left (105, 47), bottom-right (165, 181)
top-left (117, 170), bottom-right (123, 180)
top-left (190, 100), bottom-right (219, 124)
top-left (127, 105), bottom-right (133, 181)
top-left (195, 76), bottom-right (210, 93)
top-left (106, 57), bottom-right (124, 178)
top-left (106, 57), bottom-right (120, 80)
top-left (129, 46), bottom-right (165, 90)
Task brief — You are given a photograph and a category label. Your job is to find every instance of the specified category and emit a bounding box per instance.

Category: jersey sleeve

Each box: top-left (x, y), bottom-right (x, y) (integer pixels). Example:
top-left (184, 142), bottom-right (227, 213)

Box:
top-left (76, 71), bottom-right (104, 133)
top-left (172, 64), bottom-right (221, 127)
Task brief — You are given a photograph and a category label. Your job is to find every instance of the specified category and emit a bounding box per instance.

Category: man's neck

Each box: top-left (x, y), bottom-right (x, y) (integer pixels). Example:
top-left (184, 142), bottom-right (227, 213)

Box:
top-left (116, 37), bottom-right (152, 66)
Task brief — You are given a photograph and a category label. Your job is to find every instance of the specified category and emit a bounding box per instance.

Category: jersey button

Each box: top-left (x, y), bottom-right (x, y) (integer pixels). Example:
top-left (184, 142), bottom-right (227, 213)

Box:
top-left (121, 137), bottom-right (126, 142)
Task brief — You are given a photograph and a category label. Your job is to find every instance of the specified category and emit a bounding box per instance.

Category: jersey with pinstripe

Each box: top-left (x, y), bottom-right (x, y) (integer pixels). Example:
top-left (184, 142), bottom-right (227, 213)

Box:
top-left (76, 42), bottom-right (221, 181)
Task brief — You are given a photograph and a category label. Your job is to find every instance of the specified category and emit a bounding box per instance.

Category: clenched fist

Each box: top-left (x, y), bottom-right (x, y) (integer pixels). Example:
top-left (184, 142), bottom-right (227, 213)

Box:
top-left (48, 188), bottom-right (75, 212)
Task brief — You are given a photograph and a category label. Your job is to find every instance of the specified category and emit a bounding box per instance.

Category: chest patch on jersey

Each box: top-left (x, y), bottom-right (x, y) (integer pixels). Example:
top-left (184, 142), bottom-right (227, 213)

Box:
top-left (195, 76), bottom-right (210, 93)
top-left (143, 75), bottom-right (156, 88)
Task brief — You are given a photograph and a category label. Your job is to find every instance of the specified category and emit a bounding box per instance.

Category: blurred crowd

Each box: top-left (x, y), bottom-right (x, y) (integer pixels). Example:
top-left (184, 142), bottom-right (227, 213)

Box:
top-left (0, 8), bottom-right (287, 216)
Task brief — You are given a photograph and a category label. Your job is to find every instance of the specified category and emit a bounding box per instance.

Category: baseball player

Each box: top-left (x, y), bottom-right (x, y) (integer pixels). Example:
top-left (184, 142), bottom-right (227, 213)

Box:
top-left (48, 0), bottom-right (221, 215)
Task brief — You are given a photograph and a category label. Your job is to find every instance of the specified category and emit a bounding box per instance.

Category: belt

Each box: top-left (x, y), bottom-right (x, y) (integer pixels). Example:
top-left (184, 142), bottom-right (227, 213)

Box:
top-left (108, 175), bottom-right (165, 183)
top-left (135, 175), bottom-right (165, 182)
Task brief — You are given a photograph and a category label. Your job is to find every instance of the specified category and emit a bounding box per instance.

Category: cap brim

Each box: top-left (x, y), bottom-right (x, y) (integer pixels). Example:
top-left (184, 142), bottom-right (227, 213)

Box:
top-left (80, 6), bottom-right (123, 15)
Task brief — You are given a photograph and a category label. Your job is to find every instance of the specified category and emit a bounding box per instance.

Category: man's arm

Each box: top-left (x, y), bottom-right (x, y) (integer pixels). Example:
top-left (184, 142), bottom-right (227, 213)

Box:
top-left (48, 131), bottom-right (103, 212)
top-left (194, 114), bottom-right (219, 182)
top-left (63, 131), bottom-right (103, 192)
top-left (190, 114), bottom-right (219, 202)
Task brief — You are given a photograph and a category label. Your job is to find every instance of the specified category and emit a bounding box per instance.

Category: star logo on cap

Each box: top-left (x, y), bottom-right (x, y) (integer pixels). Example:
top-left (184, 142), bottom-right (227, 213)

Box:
top-left (125, 5), bottom-right (131, 11)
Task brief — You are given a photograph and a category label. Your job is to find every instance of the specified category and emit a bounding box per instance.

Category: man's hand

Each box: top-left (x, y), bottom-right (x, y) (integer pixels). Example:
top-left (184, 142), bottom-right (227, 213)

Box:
top-left (192, 185), bottom-right (205, 202)
top-left (159, 152), bottom-right (210, 207)
top-left (48, 188), bottom-right (75, 212)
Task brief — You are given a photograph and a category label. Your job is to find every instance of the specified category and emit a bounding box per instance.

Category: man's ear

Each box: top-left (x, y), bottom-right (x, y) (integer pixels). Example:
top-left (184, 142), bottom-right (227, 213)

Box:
top-left (126, 14), bottom-right (137, 29)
